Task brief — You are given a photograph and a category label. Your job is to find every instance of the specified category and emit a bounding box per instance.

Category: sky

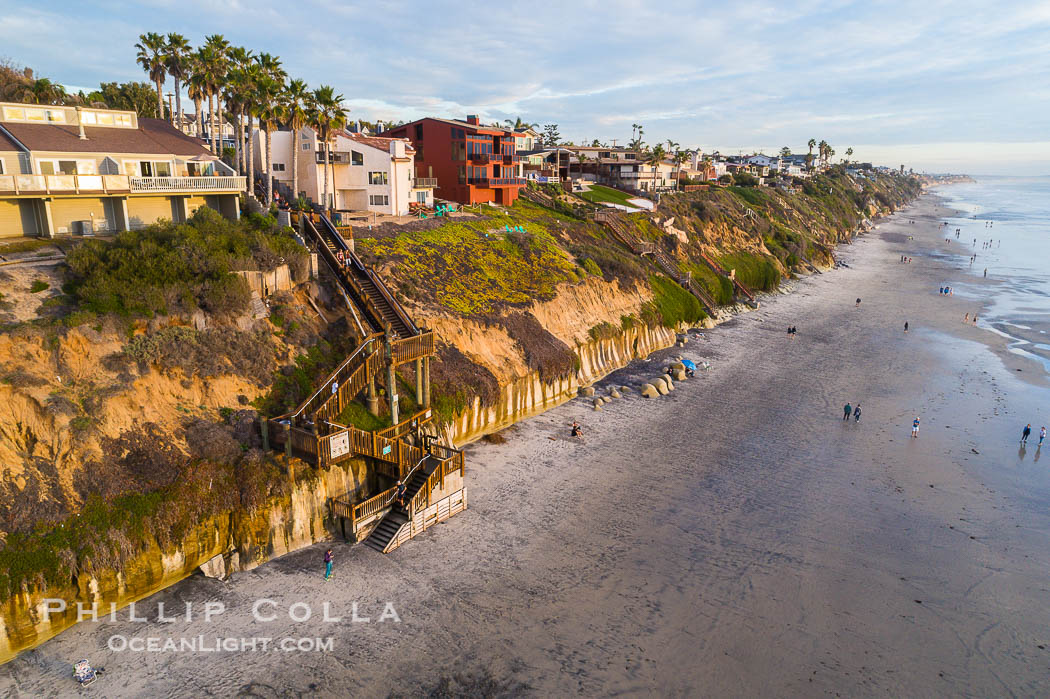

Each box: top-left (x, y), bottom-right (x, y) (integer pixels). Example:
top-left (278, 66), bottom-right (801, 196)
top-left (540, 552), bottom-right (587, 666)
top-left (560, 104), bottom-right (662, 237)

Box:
top-left (1, 0), bottom-right (1048, 175)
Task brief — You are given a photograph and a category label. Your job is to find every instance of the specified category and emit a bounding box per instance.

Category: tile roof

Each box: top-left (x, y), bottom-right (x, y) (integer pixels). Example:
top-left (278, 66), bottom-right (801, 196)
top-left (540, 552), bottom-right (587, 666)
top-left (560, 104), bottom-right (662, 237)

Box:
top-left (342, 131), bottom-right (414, 152)
top-left (0, 118), bottom-right (213, 156)
top-left (0, 128), bottom-right (21, 151)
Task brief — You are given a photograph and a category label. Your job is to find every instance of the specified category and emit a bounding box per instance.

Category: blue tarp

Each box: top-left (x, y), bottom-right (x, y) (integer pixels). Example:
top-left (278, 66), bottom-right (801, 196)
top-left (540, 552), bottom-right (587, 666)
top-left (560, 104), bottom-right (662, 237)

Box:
top-left (681, 359), bottom-right (697, 371)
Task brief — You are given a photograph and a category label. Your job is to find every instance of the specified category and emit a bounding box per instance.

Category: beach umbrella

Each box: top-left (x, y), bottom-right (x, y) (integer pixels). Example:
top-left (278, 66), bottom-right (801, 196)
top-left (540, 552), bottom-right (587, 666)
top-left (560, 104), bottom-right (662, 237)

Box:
top-left (682, 359), bottom-right (697, 371)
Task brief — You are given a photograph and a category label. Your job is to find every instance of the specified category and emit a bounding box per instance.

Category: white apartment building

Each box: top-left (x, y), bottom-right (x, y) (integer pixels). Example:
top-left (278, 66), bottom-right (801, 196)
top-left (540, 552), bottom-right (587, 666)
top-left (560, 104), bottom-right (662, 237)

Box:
top-left (256, 128), bottom-right (434, 215)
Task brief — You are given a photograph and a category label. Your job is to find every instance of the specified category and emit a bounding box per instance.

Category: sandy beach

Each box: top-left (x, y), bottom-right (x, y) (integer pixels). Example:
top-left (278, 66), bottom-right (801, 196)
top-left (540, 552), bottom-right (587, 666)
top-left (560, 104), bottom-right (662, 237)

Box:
top-left (4, 191), bottom-right (1050, 697)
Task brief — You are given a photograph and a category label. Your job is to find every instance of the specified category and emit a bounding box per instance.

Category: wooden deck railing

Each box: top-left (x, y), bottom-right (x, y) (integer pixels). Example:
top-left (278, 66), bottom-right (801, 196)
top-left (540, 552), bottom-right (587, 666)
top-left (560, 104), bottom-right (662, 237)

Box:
top-left (376, 408), bottom-right (433, 440)
top-left (391, 331), bottom-right (435, 365)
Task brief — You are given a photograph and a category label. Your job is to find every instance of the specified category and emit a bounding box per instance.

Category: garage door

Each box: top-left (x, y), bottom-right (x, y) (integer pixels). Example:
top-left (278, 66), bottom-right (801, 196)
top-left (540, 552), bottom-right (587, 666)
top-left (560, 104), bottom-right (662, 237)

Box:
top-left (0, 200), bottom-right (28, 237)
top-left (50, 197), bottom-right (107, 235)
top-left (127, 196), bottom-right (175, 229)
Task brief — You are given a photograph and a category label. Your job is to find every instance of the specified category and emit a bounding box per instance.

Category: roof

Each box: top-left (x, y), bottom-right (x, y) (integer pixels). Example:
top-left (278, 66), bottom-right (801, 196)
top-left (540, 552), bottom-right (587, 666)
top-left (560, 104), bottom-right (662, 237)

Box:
top-left (383, 116), bottom-right (515, 136)
top-left (0, 118), bottom-right (212, 156)
top-left (0, 128), bottom-right (21, 152)
top-left (342, 131), bottom-right (414, 152)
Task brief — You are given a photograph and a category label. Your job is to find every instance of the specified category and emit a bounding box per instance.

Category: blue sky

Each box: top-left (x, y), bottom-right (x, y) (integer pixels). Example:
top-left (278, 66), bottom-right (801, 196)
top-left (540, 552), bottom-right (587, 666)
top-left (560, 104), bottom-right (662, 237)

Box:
top-left (1, 0), bottom-right (1048, 174)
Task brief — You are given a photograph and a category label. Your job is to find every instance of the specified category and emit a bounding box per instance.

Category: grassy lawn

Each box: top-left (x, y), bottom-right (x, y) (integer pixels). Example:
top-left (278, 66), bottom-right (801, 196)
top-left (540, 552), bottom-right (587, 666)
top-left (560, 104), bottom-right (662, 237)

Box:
top-left (578, 184), bottom-right (640, 209)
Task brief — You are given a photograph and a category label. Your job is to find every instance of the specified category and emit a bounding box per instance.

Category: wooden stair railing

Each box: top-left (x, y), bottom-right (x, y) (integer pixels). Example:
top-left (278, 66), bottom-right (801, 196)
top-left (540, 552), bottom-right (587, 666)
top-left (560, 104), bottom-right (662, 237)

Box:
top-left (699, 252), bottom-right (757, 305)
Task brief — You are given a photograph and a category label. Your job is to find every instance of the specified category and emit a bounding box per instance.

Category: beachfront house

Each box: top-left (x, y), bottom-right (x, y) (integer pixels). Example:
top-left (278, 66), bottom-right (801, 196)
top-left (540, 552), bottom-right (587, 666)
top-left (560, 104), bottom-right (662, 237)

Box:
top-left (381, 116), bottom-right (526, 206)
top-left (254, 127), bottom-right (433, 215)
top-left (0, 102), bottom-right (243, 238)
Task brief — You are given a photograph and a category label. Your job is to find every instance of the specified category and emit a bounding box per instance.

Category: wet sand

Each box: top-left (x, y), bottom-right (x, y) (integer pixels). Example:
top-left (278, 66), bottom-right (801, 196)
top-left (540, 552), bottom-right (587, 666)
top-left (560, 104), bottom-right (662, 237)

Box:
top-left (5, 193), bottom-right (1050, 697)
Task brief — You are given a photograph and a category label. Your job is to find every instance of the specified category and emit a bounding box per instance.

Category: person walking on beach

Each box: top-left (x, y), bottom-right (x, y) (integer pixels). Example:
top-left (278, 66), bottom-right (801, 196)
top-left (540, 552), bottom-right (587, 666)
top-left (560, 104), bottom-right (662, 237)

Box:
top-left (844, 403), bottom-right (853, 421)
top-left (324, 549), bottom-right (333, 581)
top-left (912, 416), bottom-right (921, 438)
top-left (1039, 426), bottom-right (1046, 448)
top-left (1021, 424), bottom-right (1032, 446)
top-left (904, 321), bottom-right (909, 333)
top-left (853, 404), bottom-right (862, 423)
top-left (964, 313), bottom-right (969, 323)
top-left (984, 268), bottom-right (988, 278)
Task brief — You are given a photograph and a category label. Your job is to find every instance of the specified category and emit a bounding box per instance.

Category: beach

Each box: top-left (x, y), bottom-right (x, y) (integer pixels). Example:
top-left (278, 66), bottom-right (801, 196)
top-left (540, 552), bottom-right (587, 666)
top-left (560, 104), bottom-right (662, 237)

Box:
top-left (4, 191), bottom-right (1050, 697)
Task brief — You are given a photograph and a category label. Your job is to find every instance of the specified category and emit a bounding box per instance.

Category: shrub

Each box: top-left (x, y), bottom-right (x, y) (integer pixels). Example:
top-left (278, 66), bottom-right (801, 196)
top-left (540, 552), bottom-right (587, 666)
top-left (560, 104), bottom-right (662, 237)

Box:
top-left (29, 280), bottom-right (50, 293)
top-left (642, 275), bottom-right (705, 328)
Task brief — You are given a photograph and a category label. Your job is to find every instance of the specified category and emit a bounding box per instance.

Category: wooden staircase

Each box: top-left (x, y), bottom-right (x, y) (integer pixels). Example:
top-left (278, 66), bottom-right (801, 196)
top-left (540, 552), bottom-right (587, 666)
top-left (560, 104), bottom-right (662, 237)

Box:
top-left (595, 210), bottom-right (719, 315)
top-left (364, 457), bottom-right (435, 552)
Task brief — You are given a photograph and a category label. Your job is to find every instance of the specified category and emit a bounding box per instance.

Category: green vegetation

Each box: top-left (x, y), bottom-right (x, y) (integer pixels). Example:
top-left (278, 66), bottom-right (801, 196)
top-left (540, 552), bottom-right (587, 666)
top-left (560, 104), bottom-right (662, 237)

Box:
top-left (641, 275), bottom-right (705, 328)
top-left (578, 184), bottom-right (640, 209)
top-left (356, 213), bottom-right (576, 315)
top-left (337, 400), bottom-right (389, 432)
top-left (719, 252), bottom-right (781, 292)
top-left (63, 208), bottom-right (306, 318)
top-left (29, 280), bottom-right (50, 293)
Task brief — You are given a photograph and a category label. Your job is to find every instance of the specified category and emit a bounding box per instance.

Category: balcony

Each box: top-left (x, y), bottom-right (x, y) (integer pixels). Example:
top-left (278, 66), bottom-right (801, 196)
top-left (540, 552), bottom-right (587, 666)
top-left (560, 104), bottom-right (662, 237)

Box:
top-left (467, 177), bottom-right (490, 186)
top-left (412, 177), bottom-right (438, 188)
top-left (0, 174), bottom-right (245, 196)
top-left (468, 153), bottom-right (490, 164)
top-left (316, 150), bottom-right (356, 165)
top-left (129, 176), bottom-right (246, 192)
top-left (491, 178), bottom-right (525, 186)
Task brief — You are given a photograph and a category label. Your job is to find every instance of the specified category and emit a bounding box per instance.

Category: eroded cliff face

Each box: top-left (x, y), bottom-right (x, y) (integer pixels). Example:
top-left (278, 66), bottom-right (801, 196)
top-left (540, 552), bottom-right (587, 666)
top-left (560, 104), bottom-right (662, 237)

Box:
top-left (418, 277), bottom-right (684, 444)
top-left (0, 457), bottom-right (368, 663)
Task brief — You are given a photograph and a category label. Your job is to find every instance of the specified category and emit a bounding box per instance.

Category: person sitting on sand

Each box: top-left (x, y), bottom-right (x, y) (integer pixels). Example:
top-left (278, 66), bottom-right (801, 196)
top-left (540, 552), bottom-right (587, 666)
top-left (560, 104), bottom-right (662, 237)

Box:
top-left (571, 421), bottom-right (583, 439)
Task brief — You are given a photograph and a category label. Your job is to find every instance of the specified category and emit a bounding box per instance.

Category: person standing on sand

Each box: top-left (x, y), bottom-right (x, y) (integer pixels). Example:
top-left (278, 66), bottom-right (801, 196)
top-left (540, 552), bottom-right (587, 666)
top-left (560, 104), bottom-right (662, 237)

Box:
top-left (912, 416), bottom-right (921, 438)
top-left (844, 403), bottom-right (852, 421)
top-left (904, 321), bottom-right (909, 333)
top-left (854, 404), bottom-right (862, 423)
top-left (965, 313), bottom-right (969, 323)
top-left (1039, 426), bottom-right (1046, 448)
top-left (324, 549), bottom-right (333, 581)
top-left (984, 268), bottom-right (988, 278)
top-left (1021, 424), bottom-right (1031, 446)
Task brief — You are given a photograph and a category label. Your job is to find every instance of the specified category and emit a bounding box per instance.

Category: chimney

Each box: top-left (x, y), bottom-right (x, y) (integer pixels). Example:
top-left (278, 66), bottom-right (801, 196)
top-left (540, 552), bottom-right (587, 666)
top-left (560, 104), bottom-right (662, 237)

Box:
top-left (75, 106), bottom-right (87, 140)
top-left (466, 115), bottom-right (479, 126)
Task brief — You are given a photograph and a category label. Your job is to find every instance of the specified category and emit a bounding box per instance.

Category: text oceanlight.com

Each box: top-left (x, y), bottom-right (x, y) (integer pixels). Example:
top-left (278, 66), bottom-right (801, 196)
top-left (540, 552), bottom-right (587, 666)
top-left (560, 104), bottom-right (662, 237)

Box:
top-left (107, 636), bottom-right (335, 653)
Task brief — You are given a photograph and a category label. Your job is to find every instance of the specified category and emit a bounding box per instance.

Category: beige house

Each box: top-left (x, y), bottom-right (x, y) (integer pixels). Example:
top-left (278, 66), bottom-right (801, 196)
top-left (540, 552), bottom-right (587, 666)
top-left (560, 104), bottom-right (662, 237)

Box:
top-left (255, 127), bottom-right (434, 215)
top-left (0, 102), bottom-right (243, 237)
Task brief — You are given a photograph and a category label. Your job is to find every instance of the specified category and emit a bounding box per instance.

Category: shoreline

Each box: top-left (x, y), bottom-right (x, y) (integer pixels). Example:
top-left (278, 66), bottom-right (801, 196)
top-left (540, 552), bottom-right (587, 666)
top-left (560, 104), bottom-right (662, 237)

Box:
top-left (5, 190), bottom-right (1050, 696)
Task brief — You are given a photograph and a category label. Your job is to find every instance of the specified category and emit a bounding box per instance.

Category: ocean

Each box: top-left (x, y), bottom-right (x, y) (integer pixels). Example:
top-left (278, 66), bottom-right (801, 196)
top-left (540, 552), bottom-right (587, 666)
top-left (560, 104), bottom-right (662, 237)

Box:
top-left (938, 176), bottom-right (1050, 375)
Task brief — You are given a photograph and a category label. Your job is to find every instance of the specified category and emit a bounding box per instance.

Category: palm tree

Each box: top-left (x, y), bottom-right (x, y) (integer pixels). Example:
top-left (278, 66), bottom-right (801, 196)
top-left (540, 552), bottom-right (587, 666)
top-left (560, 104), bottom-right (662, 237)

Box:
top-left (575, 151), bottom-right (589, 180)
top-left (224, 47), bottom-right (253, 173)
top-left (165, 33), bottom-right (191, 129)
top-left (135, 32), bottom-right (167, 120)
top-left (646, 144), bottom-right (666, 192)
top-left (672, 149), bottom-right (688, 191)
top-left (665, 140), bottom-right (680, 190)
top-left (818, 140), bottom-right (829, 169)
top-left (187, 52), bottom-right (210, 145)
top-left (285, 78), bottom-right (313, 201)
top-left (631, 123), bottom-right (640, 142)
top-left (254, 75), bottom-right (285, 207)
top-left (14, 78), bottom-right (67, 105)
top-left (204, 35), bottom-right (230, 155)
top-left (807, 138), bottom-right (816, 171)
top-left (844, 147), bottom-right (853, 166)
top-left (312, 85), bottom-right (348, 212)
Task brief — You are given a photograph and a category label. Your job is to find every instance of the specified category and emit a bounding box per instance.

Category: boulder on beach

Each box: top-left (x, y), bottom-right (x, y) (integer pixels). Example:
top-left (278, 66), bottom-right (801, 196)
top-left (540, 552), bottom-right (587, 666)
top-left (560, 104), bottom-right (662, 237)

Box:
top-left (610, 389), bottom-right (622, 399)
top-left (619, 385), bottom-right (631, 392)
top-left (580, 386), bottom-right (595, 397)
top-left (641, 383), bottom-right (659, 398)
top-left (593, 403), bottom-right (602, 411)
top-left (653, 378), bottom-right (669, 395)
top-left (669, 361), bottom-right (685, 372)
top-left (593, 398), bottom-right (603, 407)
top-left (674, 369), bottom-right (688, 381)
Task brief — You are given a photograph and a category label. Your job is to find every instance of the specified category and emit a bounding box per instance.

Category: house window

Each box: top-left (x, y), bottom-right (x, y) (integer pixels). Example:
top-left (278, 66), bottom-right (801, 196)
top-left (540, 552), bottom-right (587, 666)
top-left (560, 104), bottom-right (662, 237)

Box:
top-left (369, 194), bottom-right (389, 206)
top-left (0, 159), bottom-right (5, 175)
top-left (351, 151), bottom-right (363, 166)
top-left (414, 124), bottom-right (424, 141)
top-left (368, 171), bottom-right (388, 185)
top-left (38, 160), bottom-right (77, 175)
top-left (272, 163), bottom-right (286, 172)
top-left (302, 143), bottom-right (310, 151)
top-left (416, 191), bottom-right (427, 204)
top-left (44, 109), bottom-right (65, 123)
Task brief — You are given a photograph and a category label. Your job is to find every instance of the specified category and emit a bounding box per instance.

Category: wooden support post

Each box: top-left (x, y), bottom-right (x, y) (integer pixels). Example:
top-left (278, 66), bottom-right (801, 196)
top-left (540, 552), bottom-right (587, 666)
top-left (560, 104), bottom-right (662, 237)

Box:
top-left (260, 416), bottom-right (269, 452)
top-left (415, 357), bottom-right (424, 407)
top-left (366, 376), bottom-right (379, 416)
top-left (386, 340), bottom-right (399, 426)
top-left (422, 356), bottom-right (431, 409)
